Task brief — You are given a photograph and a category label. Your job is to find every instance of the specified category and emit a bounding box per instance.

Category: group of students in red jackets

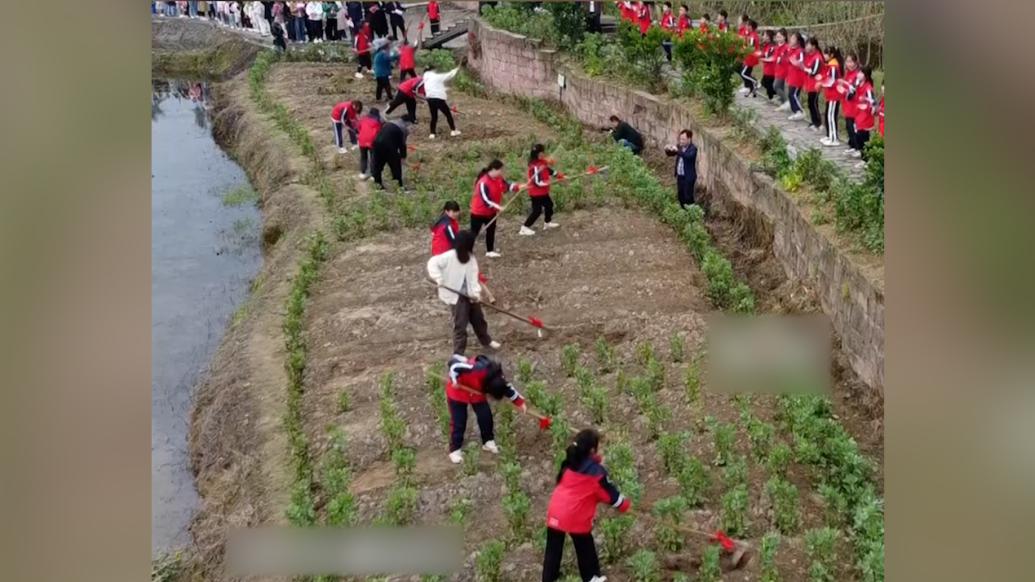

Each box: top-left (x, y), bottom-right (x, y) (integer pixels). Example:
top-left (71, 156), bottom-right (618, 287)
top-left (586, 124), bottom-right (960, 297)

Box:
top-left (426, 147), bottom-right (625, 580)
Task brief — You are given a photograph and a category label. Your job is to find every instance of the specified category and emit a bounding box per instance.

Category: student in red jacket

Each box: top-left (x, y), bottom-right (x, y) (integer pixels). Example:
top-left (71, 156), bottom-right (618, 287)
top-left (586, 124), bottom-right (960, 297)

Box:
top-left (852, 67), bottom-right (878, 166)
top-left (520, 144), bottom-right (564, 236)
top-left (837, 53), bottom-right (866, 157)
top-left (354, 22), bottom-right (373, 78)
top-left (698, 13), bottom-right (711, 33)
top-left (355, 108), bottom-right (383, 179)
top-left (876, 85), bottom-right (885, 138)
top-left (430, 200), bottom-right (461, 256)
top-left (759, 29), bottom-right (777, 101)
top-left (737, 13), bottom-right (749, 37)
top-left (542, 429), bottom-right (631, 582)
top-left (785, 32), bottom-right (806, 121)
top-left (818, 45), bottom-right (844, 147)
top-left (738, 19), bottom-right (761, 97)
top-left (384, 74), bottom-right (425, 123)
top-left (398, 39), bottom-right (417, 81)
top-left (618, 1), bottom-right (634, 24)
top-left (636, 1), bottom-right (651, 36)
top-left (331, 99), bottom-right (363, 154)
top-left (443, 353), bottom-right (527, 463)
top-left (716, 9), bottom-right (729, 32)
top-left (676, 4), bottom-right (690, 36)
top-left (803, 37), bottom-right (825, 131)
top-left (470, 159), bottom-right (523, 259)
top-left (428, 0), bottom-right (441, 35)
top-left (659, 2), bottom-right (675, 60)
top-left (772, 29), bottom-right (789, 108)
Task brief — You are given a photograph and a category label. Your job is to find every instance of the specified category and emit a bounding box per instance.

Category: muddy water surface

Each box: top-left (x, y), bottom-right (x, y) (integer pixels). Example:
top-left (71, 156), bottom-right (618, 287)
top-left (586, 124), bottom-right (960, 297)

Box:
top-left (151, 79), bottom-right (260, 555)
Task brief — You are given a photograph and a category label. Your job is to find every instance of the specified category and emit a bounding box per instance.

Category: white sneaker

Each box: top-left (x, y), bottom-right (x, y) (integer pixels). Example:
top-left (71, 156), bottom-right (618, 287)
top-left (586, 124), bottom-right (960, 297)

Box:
top-left (482, 440), bottom-right (500, 454)
top-left (589, 577), bottom-right (608, 582)
top-left (788, 112), bottom-right (805, 121)
top-left (450, 130), bottom-right (462, 137)
top-left (489, 340), bottom-right (502, 349)
top-left (854, 161), bottom-right (867, 169)
top-left (428, 133), bottom-right (436, 140)
top-left (738, 87), bottom-right (750, 95)
top-left (843, 148), bottom-right (856, 156)
top-left (448, 450), bottom-right (463, 464)
top-left (849, 150), bottom-right (862, 158)
top-left (486, 251), bottom-right (501, 258)
top-left (518, 225), bottom-right (536, 236)
top-left (823, 139), bottom-right (841, 148)
top-left (338, 147), bottom-right (348, 154)
top-left (820, 137), bottom-right (832, 146)
top-left (777, 102), bottom-right (791, 111)
top-left (544, 221), bottom-right (560, 229)
top-left (357, 173), bottom-right (368, 179)
top-left (354, 72), bottom-right (364, 79)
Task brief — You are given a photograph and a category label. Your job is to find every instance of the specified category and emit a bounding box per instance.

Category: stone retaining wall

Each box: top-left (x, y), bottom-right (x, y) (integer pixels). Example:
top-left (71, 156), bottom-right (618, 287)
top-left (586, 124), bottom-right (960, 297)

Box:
top-left (467, 18), bottom-right (885, 393)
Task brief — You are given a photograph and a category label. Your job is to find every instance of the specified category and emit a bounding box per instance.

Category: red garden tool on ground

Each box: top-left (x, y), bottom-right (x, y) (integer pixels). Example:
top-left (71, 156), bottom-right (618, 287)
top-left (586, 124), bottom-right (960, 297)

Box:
top-left (431, 281), bottom-right (548, 334)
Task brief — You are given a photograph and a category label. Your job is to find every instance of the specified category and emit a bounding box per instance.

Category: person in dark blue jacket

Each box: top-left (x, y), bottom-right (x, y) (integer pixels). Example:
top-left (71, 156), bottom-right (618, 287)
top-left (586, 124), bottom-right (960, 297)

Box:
top-left (664, 129), bottom-right (698, 209)
top-left (372, 39), bottom-right (399, 101)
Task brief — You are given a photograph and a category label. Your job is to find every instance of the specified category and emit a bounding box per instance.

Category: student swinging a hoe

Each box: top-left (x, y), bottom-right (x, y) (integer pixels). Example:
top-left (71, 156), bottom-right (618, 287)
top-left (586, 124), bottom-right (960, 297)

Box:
top-left (442, 353), bottom-right (527, 464)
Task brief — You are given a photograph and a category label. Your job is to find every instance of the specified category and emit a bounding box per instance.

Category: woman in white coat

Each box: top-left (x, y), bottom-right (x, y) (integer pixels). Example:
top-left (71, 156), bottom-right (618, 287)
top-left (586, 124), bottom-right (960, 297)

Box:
top-left (427, 230), bottom-right (501, 355)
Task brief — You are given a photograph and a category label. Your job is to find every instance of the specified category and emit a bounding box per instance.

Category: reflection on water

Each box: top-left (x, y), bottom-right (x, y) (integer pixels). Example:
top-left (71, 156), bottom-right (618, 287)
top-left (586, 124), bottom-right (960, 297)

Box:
top-left (151, 78), bottom-right (261, 556)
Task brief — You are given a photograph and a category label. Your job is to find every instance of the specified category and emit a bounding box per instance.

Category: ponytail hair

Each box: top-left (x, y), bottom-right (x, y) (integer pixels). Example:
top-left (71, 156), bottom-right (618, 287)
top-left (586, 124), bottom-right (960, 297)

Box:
top-left (556, 428), bottom-right (601, 482)
top-left (477, 158), bottom-right (505, 179)
top-left (862, 65), bottom-right (874, 85)
top-left (453, 229), bottom-right (475, 263)
top-left (528, 143), bottom-right (545, 165)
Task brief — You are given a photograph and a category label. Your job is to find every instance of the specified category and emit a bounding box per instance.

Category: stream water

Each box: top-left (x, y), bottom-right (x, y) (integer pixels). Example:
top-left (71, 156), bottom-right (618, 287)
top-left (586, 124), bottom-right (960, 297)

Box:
top-left (151, 78), bottom-right (261, 555)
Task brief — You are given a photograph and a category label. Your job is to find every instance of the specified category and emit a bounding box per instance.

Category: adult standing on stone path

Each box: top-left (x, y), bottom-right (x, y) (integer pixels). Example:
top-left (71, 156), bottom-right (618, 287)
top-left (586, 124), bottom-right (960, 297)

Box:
top-left (427, 231), bottom-right (503, 355)
top-left (470, 160), bottom-right (523, 259)
top-left (665, 129), bottom-right (698, 209)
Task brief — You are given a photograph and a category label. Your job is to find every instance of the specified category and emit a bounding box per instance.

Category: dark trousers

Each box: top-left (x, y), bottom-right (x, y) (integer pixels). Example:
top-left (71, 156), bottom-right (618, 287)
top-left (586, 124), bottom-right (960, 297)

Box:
top-left (385, 92), bottom-right (418, 122)
top-left (542, 528), bottom-right (600, 582)
top-left (427, 97), bottom-right (455, 134)
top-left (448, 398), bottom-right (494, 452)
top-left (677, 176), bottom-right (696, 208)
top-left (807, 91), bottom-right (821, 127)
top-left (357, 53), bottom-right (372, 73)
top-left (856, 129), bottom-right (871, 159)
top-left (762, 74), bottom-right (775, 99)
top-left (789, 86), bottom-right (802, 113)
top-left (325, 17), bottom-right (338, 40)
top-left (845, 116), bottom-right (857, 150)
top-left (370, 148), bottom-right (403, 188)
top-left (524, 195), bottom-right (554, 227)
top-left (399, 68), bottom-right (417, 82)
top-left (333, 122), bottom-right (357, 148)
top-left (390, 15), bottom-right (406, 40)
top-left (451, 296), bottom-right (492, 354)
top-left (662, 40), bottom-right (672, 61)
top-left (469, 214), bottom-right (497, 253)
top-left (359, 147), bottom-right (371, 174)
top-left (376, 76), bottom-right (393, 100)
top-left (306, 19), bottom-right (323, 42)
top-left (741, 65), bottom-right (758, 91)
top-left (586, 12), bottom-right (601, 33)
top-left (430, 18), bottom-right (440, 34)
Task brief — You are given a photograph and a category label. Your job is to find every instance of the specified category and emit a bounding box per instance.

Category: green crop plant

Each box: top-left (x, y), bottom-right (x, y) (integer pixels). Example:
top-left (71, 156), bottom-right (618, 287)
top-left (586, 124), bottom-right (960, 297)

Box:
top-left (583, 385), bottom-right (608, 425)
top-left (626, 549), bottom-right (661, 582)
top-left (747, 417), bottom-right (776, 461)
top-left (500, 461), bottom-right (522, 492)
top-left (561, 343), bottom-right (581, 376)
top-left (502, 490), bottom-right (532, 541)
top-left (321, 427), bottom-right (356, 526)
top-left (711, 421), bottom-right (736, 466)
top-left (673, 575), bottom-right (689, 582)
top-left (818, 483), bottom-right (848, 527)
top-left (720, 484), bottom-right (750, 537)
top-left (392, 447), bottom-right (417, 483)
top-left (448, 497), bottom-right (472, 526)
top-left (462, 441), bottom-right (481, 476)
top-left (760, 531), bottom-right (781, 582)
top-left (337, 389), bottom-right (351, 413)
top-left (474, 540), bottom-right (505, 582)
top-left (644, 395), bottom-right (671, 440)
top-left (516, 357), bottom-right (535, 383)
top-left (645, 357), bottom-right (666, 392)
top-left (669, 332), bottom-right (686, 363)
top-left (286, 481), bottom-right (316, 526)
top-left (651, 496), bottom-right (688, 552)
top-left (722, 455), bottom-right (749, 489)
top-left (635, 340), bottom-right (656, 366)
top-left (766, 442), bottom-right (793, 478)
top-left (684, 357), bottom-right (701, 406)
top-left (698, 545), bottom-right (723, 582)
top-left (594, 336), bottom-right (617, 373)
top-left (676, 456), bottom-right (710, 507)
top-left (805, 527), bottom-right (839, 582)
top-left (599, 514), bottom-right (634, 564)
top-left (151, 551), bottom-right (183, 582)
top-left (382, 485), bottom-right (418, 526)
top-left (766, 477), bottom-right (801, 534)
top-left (657, 431), bottom-right (690, 475)
top-left (574, 365), bottom-right (595, 398)
top-left (615, 369), bottom-right (630, 394)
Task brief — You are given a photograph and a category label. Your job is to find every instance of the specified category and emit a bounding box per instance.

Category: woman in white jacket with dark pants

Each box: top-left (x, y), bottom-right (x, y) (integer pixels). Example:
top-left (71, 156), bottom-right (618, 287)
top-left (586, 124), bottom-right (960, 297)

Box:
top-left (422, 65), bottom-right (461, 139)
top-left (427, 230), bottom-right (501, 354)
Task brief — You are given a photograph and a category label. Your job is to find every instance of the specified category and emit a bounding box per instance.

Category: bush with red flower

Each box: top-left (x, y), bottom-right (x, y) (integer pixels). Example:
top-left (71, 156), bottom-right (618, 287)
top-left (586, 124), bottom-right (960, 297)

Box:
top-left (672, 29), bottom-right (752, 115)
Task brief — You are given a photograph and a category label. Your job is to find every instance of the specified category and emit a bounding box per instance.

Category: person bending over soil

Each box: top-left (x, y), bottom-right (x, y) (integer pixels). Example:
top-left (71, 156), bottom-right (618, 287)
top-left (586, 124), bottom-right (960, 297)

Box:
top-left (442, 353), bottom-right (526, 464)
top-left (427, 230), bottom-right (502, 354)
top-left (608, 114), bottom-right (643, 155)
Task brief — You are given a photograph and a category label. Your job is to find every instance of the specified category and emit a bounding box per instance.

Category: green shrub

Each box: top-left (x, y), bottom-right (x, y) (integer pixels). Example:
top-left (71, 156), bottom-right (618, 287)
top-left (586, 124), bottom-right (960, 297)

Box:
top-left (669, 332), bottom-right (686, 363)
top-left (676, 456), bottom-right (710, 506)
top-left (672, 29), bottom-right (751, 115)
top-left (626, 549), bottom-right (661, 582)
top-left (415, 48), bottom-right (456, 71)
top-left (721, 483), bottom-right (750, 536)
top-left (474, 540), bottom-right (505, 582)
top-left (617, 23), bottom-right (670, 94)
top-left (382, 485), bottom-right (418, 525)
top-left (561, 343), bottom-right (581, 376)
top-left (711, 421), bottom-right (736, 466)
top-left (698, 545), bottom-right (723, 582)
top-left (766, 477), bottom-right (801, 534)
top-left (805, 527), bottom-right (839, 582)
top-left (599, 515), bottom-right (634, 563)
top-left (594, 336), bottom-right (617, 373)
top-left (760, 532), bottom-right (781, 582)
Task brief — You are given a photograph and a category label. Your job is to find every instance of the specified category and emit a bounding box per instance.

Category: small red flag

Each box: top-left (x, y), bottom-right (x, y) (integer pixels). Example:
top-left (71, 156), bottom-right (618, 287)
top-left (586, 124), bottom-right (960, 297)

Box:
top-left (478, 273), bottom-right (488, 283)
top-left (528, 316), bottom-right (544, 329)
top-left (451, 105), bottom-right (459, 113)
top-left (712, 531), bottom-right (736, 552)
top-left (586, 165), bottom-right (599, 174)
top-left (539, 417), bottom-right (552, 431)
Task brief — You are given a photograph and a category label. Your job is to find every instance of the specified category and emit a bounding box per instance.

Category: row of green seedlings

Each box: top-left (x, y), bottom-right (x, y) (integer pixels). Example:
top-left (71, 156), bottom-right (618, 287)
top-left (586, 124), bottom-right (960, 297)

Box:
top-left (777, 393), bottom-right (884, 582)
top-left (377, 372), bottom-right (420, 526)
top-left (759, 125), bottom-right (885, 253)
top-left (283, 232), bottom-right (330, 525)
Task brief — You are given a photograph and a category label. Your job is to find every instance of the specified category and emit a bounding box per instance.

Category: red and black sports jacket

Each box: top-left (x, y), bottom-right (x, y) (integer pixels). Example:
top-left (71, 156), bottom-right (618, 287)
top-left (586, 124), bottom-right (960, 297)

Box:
top-left (445, 354), bottom-right (525, 406)
top-left (430, 213), bottom-right (459, 256)
top-left (526, 159), bottom-right (557, 198)
top-left (331, 101), bottom-right (360, 125)
top-left (470, 174), bottom-right (517, 217)
top-left (546, 454), bottom-right (631, 534)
